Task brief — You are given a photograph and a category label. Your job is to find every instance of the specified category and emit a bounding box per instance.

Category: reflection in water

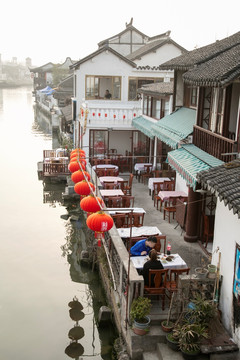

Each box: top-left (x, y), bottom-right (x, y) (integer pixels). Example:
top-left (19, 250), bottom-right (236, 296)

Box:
top-left (65, 297), bottom-right (85, 359)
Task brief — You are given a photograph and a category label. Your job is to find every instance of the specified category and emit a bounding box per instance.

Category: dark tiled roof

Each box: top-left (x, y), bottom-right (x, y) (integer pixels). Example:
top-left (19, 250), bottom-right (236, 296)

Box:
top-left (127, 38), bottom-right (186, 61)
top-left (138, 82), bottom-right (173, 95)
top-left (160, 31), bottom-right (240, 71)
top-left (196, 159), bottom-right (240, 218)
top-left (70, 45), bottom-right (136, 70)
top-left (98, 25), bottom-right (148, 48)
top-left (183, 44), bottom-right (240, 86)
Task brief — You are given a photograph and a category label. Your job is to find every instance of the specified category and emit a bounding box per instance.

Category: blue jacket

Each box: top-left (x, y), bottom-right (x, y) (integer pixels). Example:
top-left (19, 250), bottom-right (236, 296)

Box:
top-left (130, 239), bottom-right (151, 256)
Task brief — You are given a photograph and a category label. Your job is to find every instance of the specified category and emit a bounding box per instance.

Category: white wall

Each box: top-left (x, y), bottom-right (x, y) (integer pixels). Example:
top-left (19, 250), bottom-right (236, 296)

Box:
top-left (175, 172), bottom-right (189, 193)
top-left (212, 199), bottom-right (240, 344)
top-left (134, 43), bottom-right (183, 68)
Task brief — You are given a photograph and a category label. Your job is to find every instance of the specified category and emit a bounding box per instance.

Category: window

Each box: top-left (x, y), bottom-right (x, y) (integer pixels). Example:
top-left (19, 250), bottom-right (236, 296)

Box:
top-left (85, 76), bottom-right (121, 100)
top-left (190, 87), bottom-right (198, 107)
top-left (128, 78), bottom-right (156, 101)
top-left (209, 88), bottom-right (225, 134)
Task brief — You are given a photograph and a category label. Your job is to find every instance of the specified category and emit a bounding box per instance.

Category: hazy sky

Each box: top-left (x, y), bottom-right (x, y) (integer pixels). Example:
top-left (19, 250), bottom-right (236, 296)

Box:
top-left (1, 0), bottom-right (239, 66)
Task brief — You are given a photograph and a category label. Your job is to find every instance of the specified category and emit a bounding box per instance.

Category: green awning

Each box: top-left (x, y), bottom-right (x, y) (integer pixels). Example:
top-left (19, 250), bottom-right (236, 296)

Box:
top-left (167, 144), bottom-right (224, 190)
top-left (132, 116), bottom-right (156, 139)
top-left (151, 107), bottom-right (197, 149)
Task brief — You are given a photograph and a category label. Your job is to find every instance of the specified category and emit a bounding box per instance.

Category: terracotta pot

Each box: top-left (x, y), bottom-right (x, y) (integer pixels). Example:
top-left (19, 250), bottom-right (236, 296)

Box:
top-left (132, 316), bottom-right (150, 336)
top-left (161, 320), bottom-right (174, 332)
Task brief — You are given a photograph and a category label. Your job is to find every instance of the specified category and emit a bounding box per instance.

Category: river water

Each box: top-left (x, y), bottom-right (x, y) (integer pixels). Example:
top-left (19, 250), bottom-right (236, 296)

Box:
top-left (0, 87), bottom-right (116, 360)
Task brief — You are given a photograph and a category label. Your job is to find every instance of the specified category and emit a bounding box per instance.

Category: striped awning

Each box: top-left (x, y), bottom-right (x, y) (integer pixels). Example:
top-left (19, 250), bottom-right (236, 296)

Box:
top-left (132, 116), bottom-right (156, 139)
top-left (167, 144), bottom-right (224, 190)
top-left (151, 107), bottom-right (196, 149)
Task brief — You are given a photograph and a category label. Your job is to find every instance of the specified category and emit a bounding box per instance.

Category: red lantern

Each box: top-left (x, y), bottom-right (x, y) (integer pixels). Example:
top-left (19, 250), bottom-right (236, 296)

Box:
top-left (113, 114), bottom-right (116, 119)
top-left (69, 160), bottom-right (87, 173)
top-left (133, 113), bottom-right (136, 117)
top-left (86, 211), bottom-right (114, 242)
top-left (71, 170), bottom-right (90, 183)
top-left (74, 180), bottom-right (95, 199)
top-left (105, 113), bottom-right (107, 117)
top-left (92, 112), bottom-right (95, 116)
top-left (80, 195), bottom-right (104, 216)
top-left (98, 113), bottom-right (101, 117)
top-left (123, 115), bottom-right (126, 119)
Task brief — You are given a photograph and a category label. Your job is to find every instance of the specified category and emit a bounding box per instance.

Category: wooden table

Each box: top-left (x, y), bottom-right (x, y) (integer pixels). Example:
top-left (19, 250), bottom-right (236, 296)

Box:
top-left (117, 226), bottom-right (161, 238)
top-left (134, 163), bottom-right (153, 175)
top-left (158, 190), bottom-right (188, 202)
top-left (100, 189), bottom-right (124, 198)
top-left (92, 164), bottom-right (119, 171)
top-left (108, 207), bottom-right (146, 215)
top-left (99, 176), bottom-right (123, 184)
top-left (131, 253), bottom-right (187, 270)
top-left (148, 177), bottom-right (171, 194)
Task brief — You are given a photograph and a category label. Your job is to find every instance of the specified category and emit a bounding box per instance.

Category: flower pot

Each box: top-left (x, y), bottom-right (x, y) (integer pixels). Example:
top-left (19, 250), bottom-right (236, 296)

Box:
top-left (166, 333), bottom-right (179, 351)
top-left (208, 264), bottom-right (217, 278)
top-left (195, 267), bottom-right (208, 278)
top-left (161, 320), bottom-right (174, 332)
top-left (132, 316), bottom-right (150, 335)
top-left (181, 348), bottom-right (200, 359)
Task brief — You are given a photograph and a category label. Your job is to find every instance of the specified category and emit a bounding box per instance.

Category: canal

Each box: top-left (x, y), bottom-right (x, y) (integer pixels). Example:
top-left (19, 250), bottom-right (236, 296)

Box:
top-left (0, 87), bottom-right (117, 360)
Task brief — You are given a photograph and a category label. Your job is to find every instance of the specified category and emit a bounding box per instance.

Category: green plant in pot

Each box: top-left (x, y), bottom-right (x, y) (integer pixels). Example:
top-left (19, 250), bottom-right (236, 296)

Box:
top-left (176, 322), bottom-right (208, 359)
top-left (166, 330), bottom-right (179, 351)
top-left (130, 296), bottom-right (151, 335)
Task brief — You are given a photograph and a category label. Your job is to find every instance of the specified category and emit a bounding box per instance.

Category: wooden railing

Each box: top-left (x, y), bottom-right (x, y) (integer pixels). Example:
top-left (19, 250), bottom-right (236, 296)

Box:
top-left (193, 125), bottom-right (236, 162)
top-left (43, 163), bottom-right (70, 176)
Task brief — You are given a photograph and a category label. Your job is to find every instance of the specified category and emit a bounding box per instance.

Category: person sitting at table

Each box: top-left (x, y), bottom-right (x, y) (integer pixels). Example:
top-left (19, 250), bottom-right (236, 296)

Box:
top-left (130, 236), bottom-right (157, 256)
top-left (142, 249), bottom-right (164, 286)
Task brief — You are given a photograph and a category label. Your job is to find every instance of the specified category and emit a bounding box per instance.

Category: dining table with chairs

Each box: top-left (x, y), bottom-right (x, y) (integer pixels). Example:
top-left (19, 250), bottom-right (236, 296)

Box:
top-left (117, 225), bottom-right (161, 238)
top-left (158, 190), bottom-right (188, 202)
top-left (148, 177), bottom-right (171, 196)
top-left (130, 253), bottom-right (188, 270)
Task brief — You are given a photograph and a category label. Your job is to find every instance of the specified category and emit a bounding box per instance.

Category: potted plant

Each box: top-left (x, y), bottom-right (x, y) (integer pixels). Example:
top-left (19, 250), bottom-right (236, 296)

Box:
top-left (194, 267), bottom-right (208, 278)
top-left (161, 292), bottom-right (175, 332)
top-left (166, 330), bottom-right (179, 351)
top-left (130, 296), bottom-right (151, 335)
top-left (177, 322), bottom-right (208, 359)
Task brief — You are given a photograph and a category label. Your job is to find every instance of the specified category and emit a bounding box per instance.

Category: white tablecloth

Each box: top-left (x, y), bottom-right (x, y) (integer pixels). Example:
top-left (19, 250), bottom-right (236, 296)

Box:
top-left (158, 191), bottom-right (188, 201)
top-left (131, 254), bottom-right (187, 270)
top-left (108, 207), bottom-right (146, 215)
top-left (92, 164), bottom-right (118, 171)
top-left (148, 177), bottom-right (171, 191)
top-left (117, 226), bottom-right (161, 238)
top-left (134, 163), bottom-right (153, 174)
top-left (99, 176), bottom-right (123, 184)
top-left (100, 189), bottom-right (124, 197)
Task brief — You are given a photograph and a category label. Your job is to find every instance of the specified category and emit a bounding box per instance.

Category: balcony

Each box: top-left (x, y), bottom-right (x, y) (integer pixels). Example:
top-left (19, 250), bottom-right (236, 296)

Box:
top-left (193, 125), bottom-right (237, 162)
top-left (81, 101), bottom-right (141, 128)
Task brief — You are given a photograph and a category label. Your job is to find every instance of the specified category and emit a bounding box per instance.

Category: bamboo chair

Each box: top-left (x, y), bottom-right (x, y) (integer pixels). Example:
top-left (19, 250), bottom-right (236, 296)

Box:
top-left (144, 269), bottom-right (168, 310)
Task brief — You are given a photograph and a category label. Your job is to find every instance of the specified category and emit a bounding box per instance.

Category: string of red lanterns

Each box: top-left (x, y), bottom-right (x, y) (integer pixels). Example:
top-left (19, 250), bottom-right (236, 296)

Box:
top-left (70, 148), bottom-right (114, 246)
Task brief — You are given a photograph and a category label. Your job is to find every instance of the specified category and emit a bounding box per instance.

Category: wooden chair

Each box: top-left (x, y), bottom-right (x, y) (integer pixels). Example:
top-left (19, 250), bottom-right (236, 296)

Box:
top-left (144, 269), bottom-right (168, 310)
top-left (154, 235), bottom-right (167, 254)
top-left (127, 236), bottom-right (146, 251)
top-left (103, 182), bottom-right (118, 190)
top-left (121, 195), bottom-right (135, 208)
top-left (129, 212), bottom-right (145, 227)
top-left (163, 196), bottom-right (178, 223)
top-left (112, 213), bottom-right (128, 228)
top-left (124, 173), bottom-right (134, 195)
top-left (140, 164), bottom-right (153, 184)
top-left (202, 212), bottom-right (214, 247)
top-left (105, 168), bottom-right (117, 176)
top-left (117, 180), bottom-right (128, 192)
top-left (165, 180), bottom-right (175, 191)
top-left (107, 196), bottom-right (123, 208)
top-left (95, 168), bottom-right (105, 177)
top-left (166, 268), bottom-right (190, 297)
top-left (104, 158), bottom-right (111, 164)
top-left (153, 182), bottom-right (163, 205)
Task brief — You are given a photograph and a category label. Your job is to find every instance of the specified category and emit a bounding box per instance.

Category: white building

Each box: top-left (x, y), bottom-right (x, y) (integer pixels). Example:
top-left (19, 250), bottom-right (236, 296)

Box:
top-left (70, 20), bottom-right (186, 163)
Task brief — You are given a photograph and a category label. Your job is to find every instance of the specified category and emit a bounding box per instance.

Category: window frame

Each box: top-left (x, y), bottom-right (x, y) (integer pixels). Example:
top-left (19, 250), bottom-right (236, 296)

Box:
top-left (85, 75), bottom-right (121, 100)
